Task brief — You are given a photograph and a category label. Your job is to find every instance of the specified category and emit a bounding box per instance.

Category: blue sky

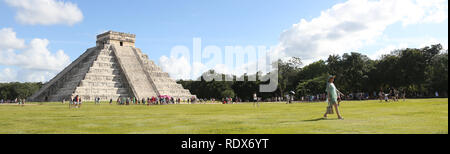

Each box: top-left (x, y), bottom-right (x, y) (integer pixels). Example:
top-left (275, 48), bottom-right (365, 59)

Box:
top-left (0, 0), bottom-right (448, 82)
top-left (0, 0), bottom-right (343, 59)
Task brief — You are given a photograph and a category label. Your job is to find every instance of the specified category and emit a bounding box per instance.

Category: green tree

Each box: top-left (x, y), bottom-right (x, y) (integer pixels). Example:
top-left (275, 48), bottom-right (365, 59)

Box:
top-left (427, 51), bottom-right (448, 95)
top-left (221, 89), bottom-right (235, 98)
top-left (0, 82), bottom-right (43, 100)
top-left (277, 58), bottom-right (301, 97)
top-left (296, 74), bottom-right (328, 96)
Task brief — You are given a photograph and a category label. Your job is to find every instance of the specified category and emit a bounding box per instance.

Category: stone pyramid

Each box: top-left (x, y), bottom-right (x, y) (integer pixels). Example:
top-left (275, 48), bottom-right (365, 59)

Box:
top-left (29, 31), bottom-right (194, 102)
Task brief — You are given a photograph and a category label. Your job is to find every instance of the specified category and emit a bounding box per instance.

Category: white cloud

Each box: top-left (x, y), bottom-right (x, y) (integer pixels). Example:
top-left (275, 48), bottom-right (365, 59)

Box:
top-left (0, 28), bottom-right (25, 50)
top-left (18, 69), bottom-right (56, 82)
top-left (158, 55), bottom-right (207, 80)
top-left (213, 57), bottom-right (273, 77)
top-left (0, 68), bottom-right (18, 82)
top-left (368, 36), bottom-right (448, 60)
top-left (369, 43), bottom-right (409, 60)
top-left (158, 45), bottom-right (281, 80)
top-left (4, 0), bottom-right (83, 25)
top-left (418, 38), bottom-right (449, 50)
top-left (413, 0), bottom-right (449, 24)
top-left (159, 56), bottom-right (192, 80)
top-left (0, 67), bottom-right (57, 82)
top-left (0, 28), bottom-right (71, 82)
top-left (0, 38), bottom-right (70, 71)
top-left (276, 0), bottom-right (448, 61)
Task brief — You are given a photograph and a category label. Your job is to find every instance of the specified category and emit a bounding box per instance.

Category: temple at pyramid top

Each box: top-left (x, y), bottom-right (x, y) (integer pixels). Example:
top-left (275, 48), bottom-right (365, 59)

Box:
top-left (29, 31), bottom-right (194, 102)
top-left (96, 31), bottom-right (136, 47)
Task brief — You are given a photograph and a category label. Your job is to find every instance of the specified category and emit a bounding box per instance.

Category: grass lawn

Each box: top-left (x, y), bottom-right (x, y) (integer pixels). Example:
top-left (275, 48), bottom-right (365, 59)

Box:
top-left (0, 98), bottom-right (447, 134)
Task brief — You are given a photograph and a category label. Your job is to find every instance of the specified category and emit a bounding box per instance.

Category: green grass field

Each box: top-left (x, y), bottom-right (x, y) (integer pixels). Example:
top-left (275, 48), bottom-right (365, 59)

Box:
top-left (0, 98), bottom-right (447, 134)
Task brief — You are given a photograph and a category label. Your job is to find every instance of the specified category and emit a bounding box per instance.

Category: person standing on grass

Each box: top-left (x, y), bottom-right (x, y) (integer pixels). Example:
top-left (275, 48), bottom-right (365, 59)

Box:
top-left (394, 88), bottom-right (399, 102)
top-left (402, 90), bottom-right (406, 102)
top-left (74, 95), bottom-right (78, 108)
top-left (75, 95), bottom-right (79, 108)
top-left (323, 75), bottom-right (344, 120)
top-left (79, 97), bottom-right (83, 108)
top-left (253, 93), bottom-right (259, 107)
top-left (70, 96), bottom-right (73, 108)
top-left (285, 94), bottom-right (290, 104)
top-left (384, 89), bottom-right (390, 102)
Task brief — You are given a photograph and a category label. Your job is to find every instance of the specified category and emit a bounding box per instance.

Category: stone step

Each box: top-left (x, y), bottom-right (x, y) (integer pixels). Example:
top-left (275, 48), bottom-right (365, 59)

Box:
top-left (151, 77), bottom-right (175, 83)
top-left (75, 94), bottom-right (130, 101)
top-left (75, 93), bottom-right (130, 97)
top-left (83, 74), bottom-right (125, 82)
top-left (55, 89), bottom-right (76, 96)
top-left (59, 82), bottom-right (80, 90)
top-left (74, 87), bottom-right (129, 94)
top-left (95, 57), bottom-right (116, 63)
top-left (98, 50), bottom-right (113, 56)
top-left (85, 72), bottom-right (121, 77)
top-left (153, 82), bottom-right (183, 86)
top-left (148, 72), bottom-right (169, 77)
top-left (113, 45), bottom-right (158, 98)
top-left (96, 53), bottom-right (114, 58)
top-left (92, 61), bottom-right (117, 68)
top-left (87, 67), bottom-right (121, 75)
top-left (79, 80), bottom-right (126, 88)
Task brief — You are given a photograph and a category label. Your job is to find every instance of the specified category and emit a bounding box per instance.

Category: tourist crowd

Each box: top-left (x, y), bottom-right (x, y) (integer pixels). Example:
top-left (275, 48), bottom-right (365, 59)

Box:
top-left (114, 96), bottom-right (197, 105)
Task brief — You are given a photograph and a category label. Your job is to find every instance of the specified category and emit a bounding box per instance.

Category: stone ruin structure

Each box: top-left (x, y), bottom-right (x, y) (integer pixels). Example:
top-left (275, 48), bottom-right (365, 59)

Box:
top-left (29, 31), bottom-right (194, 102)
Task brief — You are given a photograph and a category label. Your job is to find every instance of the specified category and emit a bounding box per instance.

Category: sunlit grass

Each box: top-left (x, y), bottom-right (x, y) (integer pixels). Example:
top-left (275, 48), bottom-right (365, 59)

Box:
top-left (0, 98), bottom-right (447, 134)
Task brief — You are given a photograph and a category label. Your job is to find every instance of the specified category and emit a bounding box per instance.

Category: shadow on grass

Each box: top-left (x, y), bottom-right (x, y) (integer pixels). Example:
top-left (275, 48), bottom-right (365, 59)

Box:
top-left (302, 118), bottom-right (329, 122)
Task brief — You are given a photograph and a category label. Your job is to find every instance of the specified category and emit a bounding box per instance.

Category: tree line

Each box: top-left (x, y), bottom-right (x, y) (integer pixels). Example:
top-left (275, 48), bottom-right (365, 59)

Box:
top-left (177, 44), bottom-right (448, 101)
top-left (0, 82), bottom-right (43, 100)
